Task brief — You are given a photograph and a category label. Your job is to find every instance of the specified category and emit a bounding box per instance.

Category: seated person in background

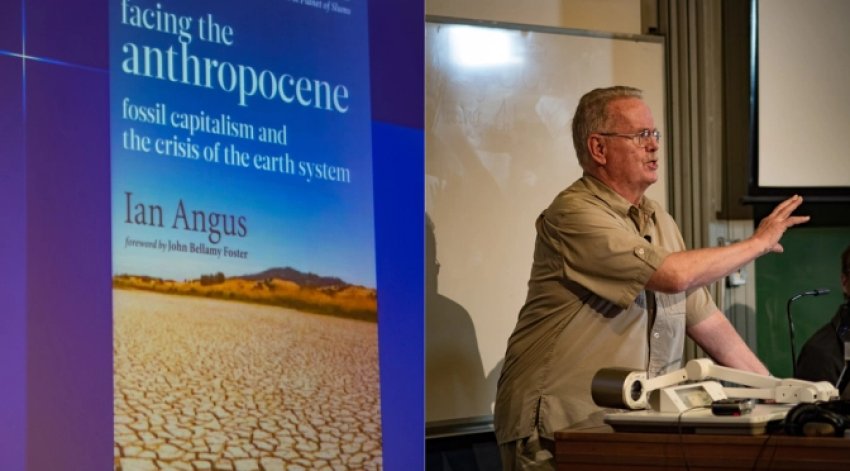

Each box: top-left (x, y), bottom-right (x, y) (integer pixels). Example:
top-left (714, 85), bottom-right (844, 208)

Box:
top-left (796, 244), bottom-right (850, 397)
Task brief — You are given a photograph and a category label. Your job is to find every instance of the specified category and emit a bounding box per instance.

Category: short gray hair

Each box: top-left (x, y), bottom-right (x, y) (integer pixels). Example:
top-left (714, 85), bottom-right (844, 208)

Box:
top-left (571, 86), bottom-right (643, 168)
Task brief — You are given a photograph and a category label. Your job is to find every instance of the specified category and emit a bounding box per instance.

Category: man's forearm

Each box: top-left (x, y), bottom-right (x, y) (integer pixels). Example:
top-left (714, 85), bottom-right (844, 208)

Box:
top-left (687, 310), bottom-right (770, 376)
top-left (647, 195), bottom-right (808, 294)
top-left (647, 239), bottom-right (766, 293)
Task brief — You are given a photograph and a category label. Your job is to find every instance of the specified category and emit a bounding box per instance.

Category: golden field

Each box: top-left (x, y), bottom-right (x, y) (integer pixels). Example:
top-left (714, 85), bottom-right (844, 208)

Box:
top-left (113, 274), bottom-right (378, 322)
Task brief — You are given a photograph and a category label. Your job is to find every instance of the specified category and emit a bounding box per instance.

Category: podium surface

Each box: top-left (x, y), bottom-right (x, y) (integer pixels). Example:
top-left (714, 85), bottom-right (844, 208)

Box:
top-left (555, 427), bottom-right (850, 470)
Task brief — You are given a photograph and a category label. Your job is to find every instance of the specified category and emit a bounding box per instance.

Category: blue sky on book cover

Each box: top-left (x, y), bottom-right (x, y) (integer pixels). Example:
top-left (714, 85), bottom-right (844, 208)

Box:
top-left (110, 0), bottom-right (375, 288)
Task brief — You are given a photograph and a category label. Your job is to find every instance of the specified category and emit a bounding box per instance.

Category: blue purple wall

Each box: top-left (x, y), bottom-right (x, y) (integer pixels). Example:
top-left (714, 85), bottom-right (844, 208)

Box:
top-left (0, 0), bottom-right (423, 468)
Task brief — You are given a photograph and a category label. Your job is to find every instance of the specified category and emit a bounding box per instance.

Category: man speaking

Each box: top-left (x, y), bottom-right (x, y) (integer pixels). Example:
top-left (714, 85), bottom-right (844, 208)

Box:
top-left (493, 86), bottom-right (808, 470)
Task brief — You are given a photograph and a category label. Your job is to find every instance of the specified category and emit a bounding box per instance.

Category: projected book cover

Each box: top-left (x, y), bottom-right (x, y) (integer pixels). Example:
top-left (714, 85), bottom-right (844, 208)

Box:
top-left (109, 1), bottom-right (380, 469)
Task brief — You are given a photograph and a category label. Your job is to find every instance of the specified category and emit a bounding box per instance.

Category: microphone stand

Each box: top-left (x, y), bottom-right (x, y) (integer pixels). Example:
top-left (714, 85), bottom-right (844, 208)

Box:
top-left (786, 289), bottom-right (830, 377)
top-left (836, 341), bottom-right (850, 396)
top-left (835, 302), bottom-right (850, 395)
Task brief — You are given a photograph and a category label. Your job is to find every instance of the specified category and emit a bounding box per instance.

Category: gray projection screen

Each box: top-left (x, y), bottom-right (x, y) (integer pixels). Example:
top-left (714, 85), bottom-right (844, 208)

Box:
top-left (757, 0), bottom-right (850, 189)
top-left (425, 19), bottom-right (667, 426)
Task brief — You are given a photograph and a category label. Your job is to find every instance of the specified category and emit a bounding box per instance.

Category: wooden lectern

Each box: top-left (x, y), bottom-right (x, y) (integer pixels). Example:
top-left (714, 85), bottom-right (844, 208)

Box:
top-left (555, 427), bottom-right (850, 470)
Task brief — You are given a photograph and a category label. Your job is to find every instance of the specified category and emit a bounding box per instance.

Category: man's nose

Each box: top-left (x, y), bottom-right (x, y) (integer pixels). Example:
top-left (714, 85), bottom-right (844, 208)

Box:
top-left (645, 136), bottom-right (660, 152)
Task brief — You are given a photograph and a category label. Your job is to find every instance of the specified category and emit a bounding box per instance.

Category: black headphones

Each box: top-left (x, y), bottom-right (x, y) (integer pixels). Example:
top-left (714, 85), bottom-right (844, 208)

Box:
top-left (784, 400), bottom-right (850, 437)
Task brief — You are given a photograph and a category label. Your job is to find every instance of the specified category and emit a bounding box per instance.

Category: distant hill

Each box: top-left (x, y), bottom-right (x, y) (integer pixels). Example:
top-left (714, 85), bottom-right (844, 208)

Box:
top-left (236, 267), bottom-right (349, 288)
top-left (113, 266), bottom-right (377, 322)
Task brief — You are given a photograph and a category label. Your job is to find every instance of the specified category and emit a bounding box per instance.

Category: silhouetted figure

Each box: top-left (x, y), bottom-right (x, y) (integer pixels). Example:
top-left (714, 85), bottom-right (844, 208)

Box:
top-left (796, 245), bottom-right (850, 398)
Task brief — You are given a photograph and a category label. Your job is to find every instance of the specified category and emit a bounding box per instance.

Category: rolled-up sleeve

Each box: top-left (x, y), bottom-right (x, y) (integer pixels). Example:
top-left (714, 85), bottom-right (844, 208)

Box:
top-left (538, 201), bottom-right (670, 309)
top-left (684, 286), bottom-right (718, 327)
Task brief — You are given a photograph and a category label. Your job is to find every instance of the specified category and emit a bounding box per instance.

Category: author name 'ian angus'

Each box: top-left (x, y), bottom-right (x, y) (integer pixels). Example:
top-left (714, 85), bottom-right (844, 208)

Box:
top-left (124, 191), bottom-right (247, 244)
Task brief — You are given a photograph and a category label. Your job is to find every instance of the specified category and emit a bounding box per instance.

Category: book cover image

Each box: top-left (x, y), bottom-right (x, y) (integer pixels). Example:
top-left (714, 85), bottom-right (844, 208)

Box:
top-left (109, 1), bottom-right (381, 469)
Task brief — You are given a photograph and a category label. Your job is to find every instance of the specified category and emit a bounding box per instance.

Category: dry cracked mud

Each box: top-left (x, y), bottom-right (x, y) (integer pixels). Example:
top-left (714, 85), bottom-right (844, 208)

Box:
top-left (113, 289), bottom-right (382, 470)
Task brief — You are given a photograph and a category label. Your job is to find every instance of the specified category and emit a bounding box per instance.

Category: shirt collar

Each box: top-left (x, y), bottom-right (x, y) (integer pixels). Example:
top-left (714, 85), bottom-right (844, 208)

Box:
top-left (580, 174), bottom-right (658, 220)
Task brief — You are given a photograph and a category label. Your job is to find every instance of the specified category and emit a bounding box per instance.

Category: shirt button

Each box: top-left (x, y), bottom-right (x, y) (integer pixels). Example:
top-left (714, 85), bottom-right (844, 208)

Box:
top-left (653, 332), bottom-right (660, 339)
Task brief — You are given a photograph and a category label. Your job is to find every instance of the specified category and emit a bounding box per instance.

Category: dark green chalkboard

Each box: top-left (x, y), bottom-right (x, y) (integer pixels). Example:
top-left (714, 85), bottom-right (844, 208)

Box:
top-left (755, 227), bottom-right (850, 378)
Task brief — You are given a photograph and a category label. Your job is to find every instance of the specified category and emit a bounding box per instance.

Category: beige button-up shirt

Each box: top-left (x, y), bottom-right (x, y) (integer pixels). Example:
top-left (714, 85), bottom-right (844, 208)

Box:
top-left (493, 175), bottom-right (715, 444)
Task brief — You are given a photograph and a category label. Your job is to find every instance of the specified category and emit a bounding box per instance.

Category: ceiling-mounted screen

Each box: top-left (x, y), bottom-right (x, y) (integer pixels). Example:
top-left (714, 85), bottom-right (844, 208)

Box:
top-left (755, 0), bottom-right (850, 194)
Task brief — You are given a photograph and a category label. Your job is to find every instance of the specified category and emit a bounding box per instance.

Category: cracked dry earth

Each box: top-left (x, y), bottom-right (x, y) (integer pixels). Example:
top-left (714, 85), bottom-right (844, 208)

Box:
top-left (113, 289), bottom-right (382, 471)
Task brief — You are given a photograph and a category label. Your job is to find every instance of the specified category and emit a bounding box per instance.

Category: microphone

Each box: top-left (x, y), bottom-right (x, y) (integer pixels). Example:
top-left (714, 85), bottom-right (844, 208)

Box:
top-left (789, 288), bottom-right (831, 301)
top-left (787, 288), bottom-right (831, 377)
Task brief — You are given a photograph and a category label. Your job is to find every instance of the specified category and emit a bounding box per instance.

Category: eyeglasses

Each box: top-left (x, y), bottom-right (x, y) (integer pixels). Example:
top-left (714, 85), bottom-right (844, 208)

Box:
top-left (597, 129), bottom-right (661, 147)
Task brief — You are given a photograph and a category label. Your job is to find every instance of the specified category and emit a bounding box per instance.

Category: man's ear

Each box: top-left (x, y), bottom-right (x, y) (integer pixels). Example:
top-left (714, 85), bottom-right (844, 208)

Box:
top-left (588, 134), bottom-right (607, 166)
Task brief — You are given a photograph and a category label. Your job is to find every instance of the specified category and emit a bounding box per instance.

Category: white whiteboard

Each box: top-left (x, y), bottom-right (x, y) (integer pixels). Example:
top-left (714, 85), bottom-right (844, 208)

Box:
top-left (425, 20), bottom-right (667, 424)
